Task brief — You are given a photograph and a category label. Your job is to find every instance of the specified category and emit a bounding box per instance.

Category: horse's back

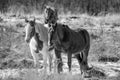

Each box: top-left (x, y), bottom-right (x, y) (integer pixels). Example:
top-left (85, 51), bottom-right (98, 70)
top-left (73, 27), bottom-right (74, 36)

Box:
top-left (35, 23), bottom-right (48, 43)
top-left (56, 24), bottom-right (90, 52)
top-left (75, 28), bottom-right (90, 48)
top-left (62, 24), bottom-right (90, 45)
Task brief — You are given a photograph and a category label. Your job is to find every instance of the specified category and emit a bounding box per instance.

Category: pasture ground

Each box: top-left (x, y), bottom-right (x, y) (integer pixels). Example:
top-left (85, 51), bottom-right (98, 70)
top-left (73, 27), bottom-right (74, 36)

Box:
top-left (0, 14), bottom-right (120, 80)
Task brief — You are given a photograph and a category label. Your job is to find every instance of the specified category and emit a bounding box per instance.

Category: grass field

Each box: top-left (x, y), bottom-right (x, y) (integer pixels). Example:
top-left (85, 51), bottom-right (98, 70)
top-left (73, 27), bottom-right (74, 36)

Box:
top-left (0, 13), bottom-right (120, 80)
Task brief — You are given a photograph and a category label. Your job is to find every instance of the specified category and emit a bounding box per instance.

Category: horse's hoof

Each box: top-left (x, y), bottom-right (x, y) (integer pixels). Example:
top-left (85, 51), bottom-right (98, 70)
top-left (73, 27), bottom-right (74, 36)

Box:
top-left (82, 72), bottom-right (91, 78)
top-left (87, 66), bottom-right (93, 71)
top-left (83, 75), bottom-right (91, 78)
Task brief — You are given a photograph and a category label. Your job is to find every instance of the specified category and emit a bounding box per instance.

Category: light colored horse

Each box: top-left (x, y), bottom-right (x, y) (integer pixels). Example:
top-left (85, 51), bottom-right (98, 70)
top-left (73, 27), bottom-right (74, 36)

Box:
top-left (24, 18), bottom-right (53, 72)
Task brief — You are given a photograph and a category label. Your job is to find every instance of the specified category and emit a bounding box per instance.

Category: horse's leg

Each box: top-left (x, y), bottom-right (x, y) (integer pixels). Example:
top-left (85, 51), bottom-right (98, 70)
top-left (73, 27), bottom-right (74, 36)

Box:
top-left (47, 51), bottom-right (53, 72)
top-left (29, 37), bottom-right (39, 68)
top-left (82, 48), bottom-right (90, 71)
top-left (54, 49), bottom-right (63, 73)
top-left (67, 53), bottom-right (72, 72)
top-left (41, 45), bottom-right (53, 74)
top-left (75, 53), bottom-right (83, 74)
top-left (53, 53), bottom-right (57, 73)
top-left (30, 48), bottom-right (39, 67)
top-left (49, 50), bottom-right (57, 73)
top-left (82, 48), bottom-right (92, 78)
top-left (42, 48), bottom-right (48, 72)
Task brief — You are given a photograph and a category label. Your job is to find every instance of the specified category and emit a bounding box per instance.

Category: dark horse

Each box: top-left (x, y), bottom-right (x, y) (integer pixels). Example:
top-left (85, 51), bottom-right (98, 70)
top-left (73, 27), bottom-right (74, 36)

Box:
top-left (44, 6), bottom-right (91, 77)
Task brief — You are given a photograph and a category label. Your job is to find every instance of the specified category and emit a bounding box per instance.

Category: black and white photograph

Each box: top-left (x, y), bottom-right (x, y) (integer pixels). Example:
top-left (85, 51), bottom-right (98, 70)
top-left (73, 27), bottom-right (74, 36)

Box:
top-left (0, 0), bottom-right (120, 80)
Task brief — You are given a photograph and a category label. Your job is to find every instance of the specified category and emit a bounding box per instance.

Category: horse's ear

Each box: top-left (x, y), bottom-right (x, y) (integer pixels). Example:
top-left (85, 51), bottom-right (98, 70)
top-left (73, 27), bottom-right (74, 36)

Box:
top-left (44, 5), bottom-right (48, 10)
top-left (44, 5), bottom-right (47, 9)
top-left (25, 18), bottom-right (29, 23)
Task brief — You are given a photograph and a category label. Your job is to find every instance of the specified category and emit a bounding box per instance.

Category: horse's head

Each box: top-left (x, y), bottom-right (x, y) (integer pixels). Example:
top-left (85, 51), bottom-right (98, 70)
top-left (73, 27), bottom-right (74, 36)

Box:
top-left (44, 6), bottom-right (58, 46)
top-left (44, 6), bottom-right (58, 24)
top-left (24, 18), bottom-right (36, 43)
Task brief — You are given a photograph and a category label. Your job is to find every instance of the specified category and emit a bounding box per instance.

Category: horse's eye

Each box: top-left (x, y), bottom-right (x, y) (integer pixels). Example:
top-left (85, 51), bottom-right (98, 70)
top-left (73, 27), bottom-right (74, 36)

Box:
top-left (29, 21), bottom-right (35, 27)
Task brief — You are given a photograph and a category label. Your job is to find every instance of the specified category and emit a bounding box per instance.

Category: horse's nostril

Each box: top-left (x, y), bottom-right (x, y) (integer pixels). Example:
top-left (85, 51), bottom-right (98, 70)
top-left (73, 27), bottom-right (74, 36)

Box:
top-left (25, 39), bottom-right (30, 43)
top-left (45, 20), bottom-right (48, 24)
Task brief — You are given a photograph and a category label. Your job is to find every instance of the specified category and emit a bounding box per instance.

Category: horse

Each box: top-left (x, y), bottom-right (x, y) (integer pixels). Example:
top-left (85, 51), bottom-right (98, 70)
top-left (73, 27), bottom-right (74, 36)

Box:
top-left (44, 6), bottom-right (58, 24)
top-left (24, 18), bottom-right (53, 72)
top-left (44, 7), bottom-right (92, 77)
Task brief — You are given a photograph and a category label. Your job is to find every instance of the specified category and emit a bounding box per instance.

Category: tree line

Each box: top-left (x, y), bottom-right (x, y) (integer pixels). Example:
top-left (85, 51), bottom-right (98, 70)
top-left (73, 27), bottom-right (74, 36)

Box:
top-left (0, 0), bottom-right (120, 15)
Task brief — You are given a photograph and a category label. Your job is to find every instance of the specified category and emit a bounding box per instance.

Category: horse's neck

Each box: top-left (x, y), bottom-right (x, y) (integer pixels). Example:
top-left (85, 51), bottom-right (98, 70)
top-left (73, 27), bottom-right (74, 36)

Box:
top-left (34, 33), bottom-right (38, 40)
top-left (33, 33), bottom-right (40, 44)
top-left (56, 24), bottom-right (64, 39)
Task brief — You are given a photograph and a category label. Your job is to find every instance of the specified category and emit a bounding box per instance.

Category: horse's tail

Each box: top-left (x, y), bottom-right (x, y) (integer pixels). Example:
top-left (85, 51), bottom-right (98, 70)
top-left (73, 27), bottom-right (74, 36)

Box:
top-left (79, 29), bottom-right (91, 71)
top-left (79, 29), bottom-right (90, 50)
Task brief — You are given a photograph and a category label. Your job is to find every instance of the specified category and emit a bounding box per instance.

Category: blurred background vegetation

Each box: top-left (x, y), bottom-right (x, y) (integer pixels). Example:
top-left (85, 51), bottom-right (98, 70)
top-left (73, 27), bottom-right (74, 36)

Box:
top-left (0, 0), bottom-right (120, 16)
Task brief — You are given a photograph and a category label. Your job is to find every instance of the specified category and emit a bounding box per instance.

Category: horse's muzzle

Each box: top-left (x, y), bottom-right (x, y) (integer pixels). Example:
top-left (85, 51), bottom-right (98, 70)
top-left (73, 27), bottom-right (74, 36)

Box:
top-left (25, 38), bottom-right (30, 43)
top-left (44, 19), bottom-right (49, 24)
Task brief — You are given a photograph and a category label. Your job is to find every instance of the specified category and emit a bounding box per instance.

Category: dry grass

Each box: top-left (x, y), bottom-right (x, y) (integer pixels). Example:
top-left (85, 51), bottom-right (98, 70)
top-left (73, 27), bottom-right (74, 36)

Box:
top-left (1, 13), bottom-right (120, 80)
